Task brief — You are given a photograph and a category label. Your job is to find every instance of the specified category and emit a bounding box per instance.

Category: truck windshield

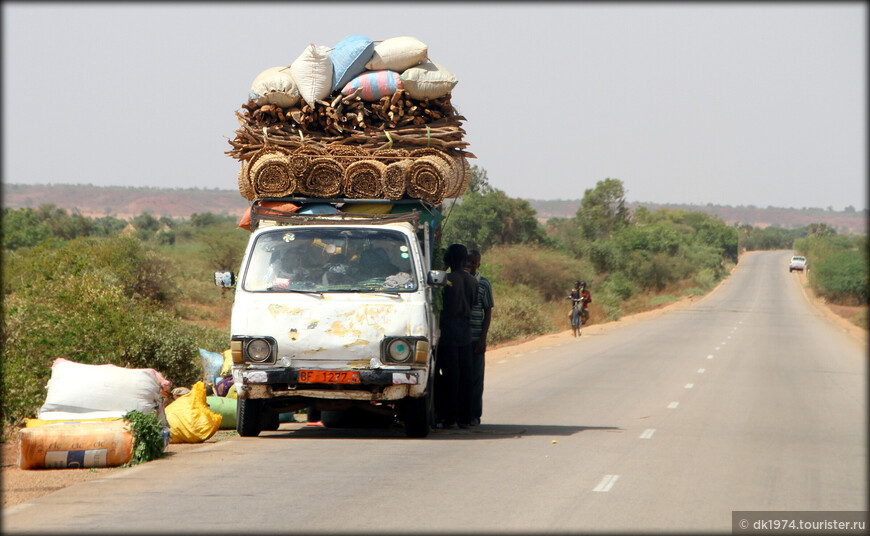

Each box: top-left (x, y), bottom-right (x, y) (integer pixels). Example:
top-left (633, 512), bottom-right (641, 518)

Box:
top-left (243, 228), bottom-right (418, 293)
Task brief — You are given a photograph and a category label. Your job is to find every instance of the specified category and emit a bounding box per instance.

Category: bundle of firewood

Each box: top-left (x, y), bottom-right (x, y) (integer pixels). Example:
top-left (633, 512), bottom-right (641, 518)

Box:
top-left (226, 90), bottom-right (472, 160)
top-left (243, 87), bottom-right (456, 132)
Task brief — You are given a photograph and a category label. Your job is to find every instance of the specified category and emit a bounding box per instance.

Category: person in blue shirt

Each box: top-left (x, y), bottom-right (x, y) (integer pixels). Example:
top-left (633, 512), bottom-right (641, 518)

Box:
top-left (465, 249), bottom-right (494, 426)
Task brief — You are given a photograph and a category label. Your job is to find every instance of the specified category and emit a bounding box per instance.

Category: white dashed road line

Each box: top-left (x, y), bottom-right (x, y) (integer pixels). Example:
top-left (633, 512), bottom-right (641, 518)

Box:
top-left (640, 429), bottom-right (656, 439)
top-left (667, 402), bottom-right (679, 409)
top-left (593, 474), bottom-right (620, 492)
top-left (685, 383), bottom-right (694, 389)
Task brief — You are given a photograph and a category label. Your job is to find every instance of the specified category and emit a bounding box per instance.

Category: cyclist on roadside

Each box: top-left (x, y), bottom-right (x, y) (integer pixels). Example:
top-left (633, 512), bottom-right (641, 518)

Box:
top-left (567, 280), bottom-right (592, 337)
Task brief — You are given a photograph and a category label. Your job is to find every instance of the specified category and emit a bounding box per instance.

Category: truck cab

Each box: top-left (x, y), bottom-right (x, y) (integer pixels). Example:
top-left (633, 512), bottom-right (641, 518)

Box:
top-left (216, 198), bottom-right (445, 437)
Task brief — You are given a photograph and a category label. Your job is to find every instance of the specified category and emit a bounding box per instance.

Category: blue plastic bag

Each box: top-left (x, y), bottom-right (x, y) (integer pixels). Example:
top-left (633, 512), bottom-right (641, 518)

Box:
top-left (198, 349), bottom-right (224, 387)
top-left (331, 35), bottom-right (374, 92)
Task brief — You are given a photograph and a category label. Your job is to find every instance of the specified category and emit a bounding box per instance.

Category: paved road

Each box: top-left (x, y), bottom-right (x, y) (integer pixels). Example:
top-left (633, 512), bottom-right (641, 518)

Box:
top-left (4, 251), bottom-right (866, 533)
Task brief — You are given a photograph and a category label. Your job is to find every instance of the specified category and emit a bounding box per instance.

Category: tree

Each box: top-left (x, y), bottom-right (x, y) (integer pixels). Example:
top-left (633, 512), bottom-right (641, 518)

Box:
top-left (465, 165), bottom-right (494, 195)
top-left (545, 217), bottom-right (583, 256)
top-left (190, 212), bottom-right (232, 228)
top-left (441, 166), bottom-right (545, 252)
top-left (2, 208), bottom-right (53, 250)
top-left (576, 178), bottom-right (631, 240)
top-left (808, 222), bottom-right (835, 237)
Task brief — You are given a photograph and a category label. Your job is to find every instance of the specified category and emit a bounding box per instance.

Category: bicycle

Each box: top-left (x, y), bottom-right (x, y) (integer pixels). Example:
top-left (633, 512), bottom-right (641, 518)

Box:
top-left (569, 297), bottom-right (589, 337)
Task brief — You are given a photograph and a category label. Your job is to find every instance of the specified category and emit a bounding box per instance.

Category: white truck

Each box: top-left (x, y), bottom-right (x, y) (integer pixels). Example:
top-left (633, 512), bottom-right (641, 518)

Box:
top-left (215, 198), bottom-right (446, 437)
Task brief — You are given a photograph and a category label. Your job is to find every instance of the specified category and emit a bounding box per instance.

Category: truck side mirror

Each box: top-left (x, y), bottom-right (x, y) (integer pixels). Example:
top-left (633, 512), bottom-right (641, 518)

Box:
top-left (427, 270), bottom-right (447, 287)
top-left (215, 270), bottom-right (235, 288)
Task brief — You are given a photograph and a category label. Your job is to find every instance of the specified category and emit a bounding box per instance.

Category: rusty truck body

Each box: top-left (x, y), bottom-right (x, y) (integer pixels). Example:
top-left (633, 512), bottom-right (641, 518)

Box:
top-left (215, 198), bottom-right (446, 437)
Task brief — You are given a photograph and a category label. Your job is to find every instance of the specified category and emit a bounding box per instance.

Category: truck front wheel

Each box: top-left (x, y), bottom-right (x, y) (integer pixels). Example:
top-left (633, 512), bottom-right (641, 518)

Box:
top-left (237, 398), bottom-right (263, 437)
top-left (402, 382), bottom-right (434, 438)
top-left (261, 411), bottom-right (280, 431)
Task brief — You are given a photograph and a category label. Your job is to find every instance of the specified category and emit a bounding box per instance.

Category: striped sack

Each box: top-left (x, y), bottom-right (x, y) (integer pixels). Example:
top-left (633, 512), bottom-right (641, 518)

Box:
top-left (342, 70), bottom-right (403, 102)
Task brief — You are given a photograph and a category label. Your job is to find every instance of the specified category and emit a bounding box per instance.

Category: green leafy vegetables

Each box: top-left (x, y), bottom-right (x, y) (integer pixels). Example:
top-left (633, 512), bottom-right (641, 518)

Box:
top-left (122, 410), bottom-right (166, 466)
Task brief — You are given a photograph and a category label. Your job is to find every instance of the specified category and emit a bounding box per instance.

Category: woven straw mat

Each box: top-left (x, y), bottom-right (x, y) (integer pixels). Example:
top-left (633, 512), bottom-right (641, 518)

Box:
top-left (299, 157), bottom-right (344, 198)
top-left (343, 159), bottom-right (386, 199)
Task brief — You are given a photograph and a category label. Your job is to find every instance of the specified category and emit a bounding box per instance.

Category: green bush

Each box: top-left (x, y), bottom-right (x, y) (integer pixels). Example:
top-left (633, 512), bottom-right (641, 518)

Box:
top-left (484, 244), bottom-right (595, 301)
top-left (796, 234), bottom-right (868, 305)
top-left (596, 290), bottom-right (625, 322)
top-left (600, 272), bottom-right (635, 300)
top-left (487, 283), bottom-right (553, 345)
top-left (809, 249), bottom-right (868, 305)
top-left (3, 236), bottom-right (182, 306)
top-left (0, 273), bottom-right (218, 429)
top-left (582, 238), bottom-right (623, 274)
top-left (1, 236), bottom-right (227, 431)
top-left (626, 251), bottom-right (686, 290)
top-left (692, 268), bottom-right (718, 291)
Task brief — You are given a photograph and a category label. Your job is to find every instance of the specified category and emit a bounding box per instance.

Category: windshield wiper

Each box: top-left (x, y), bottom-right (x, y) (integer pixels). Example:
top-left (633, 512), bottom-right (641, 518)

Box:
top-left (266, 287), bottom-right (324, 297)
top-left (291, 289), bottom-right (324, 297)
top-left (371, 291), bottom-right (402, 298)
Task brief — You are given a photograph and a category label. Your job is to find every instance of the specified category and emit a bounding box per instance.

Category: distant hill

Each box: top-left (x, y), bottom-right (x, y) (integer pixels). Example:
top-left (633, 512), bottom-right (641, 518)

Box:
top-left (2, 184), bottom-right (866, 234)
top-left (527, 199), bottom-right (868, 235)
top-left (2, 184), bottom-right (249, 220)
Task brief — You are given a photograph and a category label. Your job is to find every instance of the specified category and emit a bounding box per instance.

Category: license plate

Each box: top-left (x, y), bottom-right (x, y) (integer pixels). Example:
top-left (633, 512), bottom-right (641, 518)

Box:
top-left (298, 370), bottom-right (360, 384)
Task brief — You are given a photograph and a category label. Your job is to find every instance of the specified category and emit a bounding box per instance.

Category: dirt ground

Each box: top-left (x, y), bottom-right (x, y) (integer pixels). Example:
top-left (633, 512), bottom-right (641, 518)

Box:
top-left (3, 260), bottom-right (865, 508)
top-left (1, 430), bottom-right (240, 508)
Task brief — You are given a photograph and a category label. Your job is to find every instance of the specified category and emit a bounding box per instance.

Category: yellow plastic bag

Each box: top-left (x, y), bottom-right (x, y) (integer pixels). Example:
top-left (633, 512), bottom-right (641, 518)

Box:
top-left (341, 203), bottom-right (393, 214)
top-left (164, 382), bottom-right (222, 443)
top-left (220, 349), bottom-right (233, 376)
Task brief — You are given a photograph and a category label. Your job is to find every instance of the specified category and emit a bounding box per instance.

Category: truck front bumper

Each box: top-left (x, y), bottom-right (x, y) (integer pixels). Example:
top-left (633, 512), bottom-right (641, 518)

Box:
top-left (233, 367), bottom-right (428, 401)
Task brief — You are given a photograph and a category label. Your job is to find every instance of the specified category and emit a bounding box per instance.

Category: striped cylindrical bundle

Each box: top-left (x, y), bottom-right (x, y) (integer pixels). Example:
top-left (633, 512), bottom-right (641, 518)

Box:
top-left (341, 70), bottom-right (404, 102)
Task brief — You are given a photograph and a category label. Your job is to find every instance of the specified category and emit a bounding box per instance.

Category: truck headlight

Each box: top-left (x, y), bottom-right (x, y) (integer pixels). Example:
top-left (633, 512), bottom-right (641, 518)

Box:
top-left (383, 338), bottom-right (414, 364)
top-left (390, 339), bottom-right (413, 362)
top-left (244, 338), bottom-right (275, 363)
top-left (382, 337), bottom-right (429, 365)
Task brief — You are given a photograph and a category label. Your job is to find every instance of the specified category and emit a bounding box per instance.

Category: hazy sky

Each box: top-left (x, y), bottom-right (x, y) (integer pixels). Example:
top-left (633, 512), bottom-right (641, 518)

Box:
top-left (3, 2), bottom-right (866, 210)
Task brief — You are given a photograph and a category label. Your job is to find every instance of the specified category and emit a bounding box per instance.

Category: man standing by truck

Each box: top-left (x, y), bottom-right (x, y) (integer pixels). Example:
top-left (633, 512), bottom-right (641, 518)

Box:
top-left (466, 250), bottom-right (493, 426)
top-left (436, 244), bottom-right (477, 429)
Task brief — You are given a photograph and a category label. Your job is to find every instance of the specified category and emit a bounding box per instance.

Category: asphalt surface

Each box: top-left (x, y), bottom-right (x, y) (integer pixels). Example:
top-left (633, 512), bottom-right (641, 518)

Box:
top-left (3, 250), bottom-right (866, 533)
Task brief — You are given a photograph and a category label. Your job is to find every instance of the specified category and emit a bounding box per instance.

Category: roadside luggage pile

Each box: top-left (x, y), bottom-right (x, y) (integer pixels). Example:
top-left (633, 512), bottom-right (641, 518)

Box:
top-left (225, 35), bottom-right (474, 205)
top-left (18, 358), bottom-right (172, 469)
top-left (17, 354), bottom-right (237, 470)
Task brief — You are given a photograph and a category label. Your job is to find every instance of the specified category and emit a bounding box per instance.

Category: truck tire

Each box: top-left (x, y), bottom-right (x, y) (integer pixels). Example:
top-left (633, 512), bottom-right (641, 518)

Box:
top-left (237, 398), bottom-right (262, 437)
top-left (261, 411), bottom-right (280, 431)
top-left (403, 379), bottom-right (434, 438)
top-left (320, 409), bottom-right (351, 428)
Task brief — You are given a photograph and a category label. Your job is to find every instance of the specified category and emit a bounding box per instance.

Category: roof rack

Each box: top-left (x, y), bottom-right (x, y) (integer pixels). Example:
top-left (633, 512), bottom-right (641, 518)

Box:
top-left (250, 197), bottom-right (440, 231)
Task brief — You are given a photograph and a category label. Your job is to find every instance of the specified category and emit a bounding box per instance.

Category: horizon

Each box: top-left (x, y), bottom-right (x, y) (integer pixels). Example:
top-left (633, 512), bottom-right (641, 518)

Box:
top-left (3, 182), bottom-right (866, 214)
